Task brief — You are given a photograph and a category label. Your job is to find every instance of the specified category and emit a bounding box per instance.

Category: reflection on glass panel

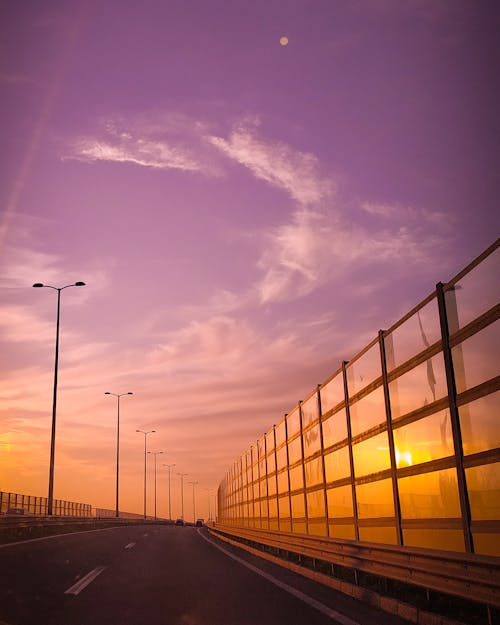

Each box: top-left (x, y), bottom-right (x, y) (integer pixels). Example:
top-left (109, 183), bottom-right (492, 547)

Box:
top-left (291, 493), bottom-right (305, 518)
top-left (403, 529), bottom-right (464, 552)
top-left (320, 373), bottom-right (344, 414)
top-left (309, 520), bottom-right (327, 536)
top-left (293, 520), bottom-right (307, 534)
top-left (327, 485), bottom-right (353, 518)
top-left (473, 534), bottom-right (500, 557)
top-left (303, 424), bottom-right (321, 458)
top-left (288, 435), bottom-right (303, 465)
top-left (260, 499), bottom-right (268, 520)
top-left (279, 495), bottom-right (290, 519)
top-left (305, 457), bottom-right (323, 487)
top-left (389, 355), bottom-right (447, 419)
top-left (359, 526), bottom-right (397, 545)
top-left (452, 321), bottom-right (499, 393)
top-left (275, 420), bottom-right (286, 447)
top-left (267, 475), bottom-right (276, 496)
top-left (301, 394), bottom-right (319, 427)
top-left (307, 490), bottom-right (325, 519)
top-left (287, 408), bottom-right (300, 439)
top-left (267, 452), bottom-right (276, 474)
top-left (386, 299), bottom-right (441, 371)
top-left (323, 409), bottom-right (348, 448)
top-left (447, 247), bottom-right (499, 331)
top-left (356, 479), bottom-right (395, 518)
top-left (277, 470), bottom-right (289, 494)
top-left (352, 432), bottom-right (391, 477)
top-left (466, 463), bottom-right (500, 521)
top-left (346, 342), bottom-right (382, 395)
top-left (289, 465), bottom-right (304, 491)
top-left (398, 469), bottom-right (460, 518)
top-left (460, 392), bottom-right (500, 455)
top-left (325, 446), bottom-right (351, 482)
top-left (329, 523), bottom-right (356, 540)
top-left (393, 410), bottom-right (454, 467)
top-left (349, 385), bottom-right (386, 436)
top-left (276, 445), bottom-right (288, 470)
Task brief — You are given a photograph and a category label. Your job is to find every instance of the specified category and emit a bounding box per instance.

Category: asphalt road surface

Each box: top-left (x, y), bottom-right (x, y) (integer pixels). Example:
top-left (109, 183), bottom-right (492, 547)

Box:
top-left (0, 524), bottom-right (412, 625)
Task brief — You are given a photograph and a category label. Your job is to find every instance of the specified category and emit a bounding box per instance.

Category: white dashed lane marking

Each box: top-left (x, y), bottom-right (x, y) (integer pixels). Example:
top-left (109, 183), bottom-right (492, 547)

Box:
top-left (64, 566), bottom-right (107, 595)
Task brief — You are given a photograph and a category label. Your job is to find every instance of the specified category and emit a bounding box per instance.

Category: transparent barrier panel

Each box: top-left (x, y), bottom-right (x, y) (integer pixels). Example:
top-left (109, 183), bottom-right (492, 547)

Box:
top-left (289, 465), bottom-right (303, 491)
top-left (304, 457), bottom-right (323, 487)
top-left (398, 468), bottom-right (460, 518)
top-left (322, 408), bottom-right (348, 448)
top-left (276, 445), bottom-right (287, 470)
top-left (393, 409), bottom-right (454, 467)
top-left (287, 435), bottom-right (302, 465)
top-left (389, 354), bottom-right (447, 419)
top-left (327, 484), bottom-right (353, 518)
top-left (352, 432), bottom-right (391, 477)
top-left (307, 490), bottom-right (325, 519)
top-left (275, 421), bottom-right (286, 447)
top-left (460, 391), bottom-right (500, 455)
top-left (403, 529), bottom-right (465, 552)
top-left (320, 373), bottom-right (344, 414)
top-left (301, 394), bottom-right (319, 428)
top-left (291, 493), bottom-right (305, 517)
top-left (385, 299), bottom-right (441, 371)
top-left (452, 320), bottom-right (499, 393)
top-left (349, 385), bottom-right (386, 436)
top-left (277, 470), bottom-right (288, 494)
top-left (465, 462), bottom-right (500, 521)
top-left (356, 479), bottom-right (394, 518)
top-left (325, 446), bottom-right (351, 482)
top-left (286, 408), bottom-right (300, 439)
top-left (359, 526), bottom-right (397, 545)
top-left (303, 423), bottom-right (321, 458)
top-left (329, 523), bottom-right (356, 540)
top-left (346, 342), bottom-right (381, 396)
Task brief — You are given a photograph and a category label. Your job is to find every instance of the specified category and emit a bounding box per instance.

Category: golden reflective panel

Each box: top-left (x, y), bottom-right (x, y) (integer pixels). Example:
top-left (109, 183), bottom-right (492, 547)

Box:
top-left (329, 523), bottom-right (356, 540)
top-left (278, 495), bottom-right (290, 519)
top-left (286, 408), bottom-right (300, 437)
top-left (301, 394), bottom-right (319, 427)
top-left (308, 520), bottom-right (327, 536)
top-left (322, 409), bottom-right (348, 448)
top-left (303, 423), bottom-right (321, 458)
top-left (289, 464), bottom-right (303, 491)
top-left (304, 457), bottom-right (323, 487)
top-left (466, 462), bottom-right (500, 521)
top-left (452, 321), bottom-right (499, 393)
top-left (389, 354), bottom-right (447, 419)
top-left (359, 526), bottom-right (397, 545)
top-left (349, 385), bottom-right (386, 436)
top-left (352, 432), bottom-right (391, 477)
top-left (398, 468), bottom-right (460, 518)
top-left (277, 469), bottom-right (288, 494)
top-left (346, 342), bottom-right (381, 396)
top-left (275, 420), bottom-right (286, 446)
top-left (447, 247), bottom-right (499, 330)
top-left (403, 529), bottom-right (465, 552)
top-left (276, 445), bottom-right (287, 470)
top-left (325, 446), bottom-right (350, 482)
top-left (385, 300), bottom-right (441, 371)
top-left (287, 435), bottom-right (302, 464)
top-left (291, 493), bottom-right (305, 517)
top-left (460, 392), bottom-right (499, 455)
top-left (267, 451), bottom-right (275, 473)
top-left (307, 490), bottom-right (325, 519)
top-left (393, 409), bottom-right (454, 467)
top-left (267, 475), bottom-right (276, 496)
top-left (320, 373), bottom-right (344, 414)
top-left (327, 484), bottom-right (353, 518)
top-left (473, 533), bottom-right (500, 557)
top-left (356, 479), bottom-right (395, 518)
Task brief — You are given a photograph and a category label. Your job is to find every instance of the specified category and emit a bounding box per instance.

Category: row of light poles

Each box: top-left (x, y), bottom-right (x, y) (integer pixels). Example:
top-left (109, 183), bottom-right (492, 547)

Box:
top-left (32, 280), bottom-right (213, 522)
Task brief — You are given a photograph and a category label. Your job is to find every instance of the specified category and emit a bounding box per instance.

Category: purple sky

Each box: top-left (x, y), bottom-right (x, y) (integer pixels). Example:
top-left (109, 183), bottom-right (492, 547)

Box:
top-left (1, 0), bottom-right (499, 519)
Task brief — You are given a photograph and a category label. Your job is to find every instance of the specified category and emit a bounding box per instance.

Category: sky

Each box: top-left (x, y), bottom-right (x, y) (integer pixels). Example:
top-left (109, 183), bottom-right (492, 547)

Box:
top-left (1, 0), bottom-right (499, 521)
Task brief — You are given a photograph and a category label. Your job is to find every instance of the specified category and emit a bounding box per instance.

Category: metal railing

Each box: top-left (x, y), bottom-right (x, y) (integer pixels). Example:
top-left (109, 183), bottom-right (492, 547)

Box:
top-left (0, 490), bottom-right (91, 517)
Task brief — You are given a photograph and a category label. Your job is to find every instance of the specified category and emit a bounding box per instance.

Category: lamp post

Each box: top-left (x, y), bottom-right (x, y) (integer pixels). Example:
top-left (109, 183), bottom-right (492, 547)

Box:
top-left (33, 280), bottom-right (86, 515)
top-left (177, 472), bottom-right (188, 520)
top-left (147, 451), bottom-right (163, 520)
top-left (105, 392), bottom-right (133, 518)
top-left (187, 480), bottom-right (198, 523)
top-left (163, 463), bottom-right (176, 520)
top-left (204, 487), bottom-right (214, 521)
top-left (136, 429), bottom-right (155, 519)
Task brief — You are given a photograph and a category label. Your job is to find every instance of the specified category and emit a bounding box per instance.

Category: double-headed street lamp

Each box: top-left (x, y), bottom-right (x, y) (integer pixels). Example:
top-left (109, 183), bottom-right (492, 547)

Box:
top-left (105, 392), bottom-right (133, 517)
top-left (33, 281), bottom-right (86, 515)
top-left (177, 472), bottom-right (188, 520)
top-left (163, 463), bottom-right (176, 520)
top-left (136, 429), bottom-right (155, 519)
top-left (147, 450), bottom-right (163, 520)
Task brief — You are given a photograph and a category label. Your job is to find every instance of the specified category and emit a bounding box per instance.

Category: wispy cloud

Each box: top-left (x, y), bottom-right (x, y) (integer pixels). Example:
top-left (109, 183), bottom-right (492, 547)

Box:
top-left (209, 120), bottom-right (334, 205)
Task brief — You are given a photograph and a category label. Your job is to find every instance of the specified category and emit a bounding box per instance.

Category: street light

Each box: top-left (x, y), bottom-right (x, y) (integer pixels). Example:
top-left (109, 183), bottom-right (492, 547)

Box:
top-left (147, 450), bottom-right (163, 520)
top-left (163, 463), bottom-right (176, 520)
top-left (177, 472), bottom-right (188, 520)
top-left (136, 429), bottom-right (155, 519)
top-left (187, 480), bottom-right (198, 523)
top-left (33, 280), bottom-right (86, 515)
top-left (105, 392), bottom-right (133, 517)
top-left (204, 487), bottom-right (214, 522)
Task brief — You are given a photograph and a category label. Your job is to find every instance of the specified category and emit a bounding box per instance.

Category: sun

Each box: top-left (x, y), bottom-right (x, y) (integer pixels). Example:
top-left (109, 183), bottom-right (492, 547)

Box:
top-left (279, 36), bottom-right (289, 46)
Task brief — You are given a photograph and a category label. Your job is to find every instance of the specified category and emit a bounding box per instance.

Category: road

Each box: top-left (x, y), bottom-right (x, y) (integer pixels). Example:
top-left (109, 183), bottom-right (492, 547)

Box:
top-left (0, 524), bottom-right (411, 625)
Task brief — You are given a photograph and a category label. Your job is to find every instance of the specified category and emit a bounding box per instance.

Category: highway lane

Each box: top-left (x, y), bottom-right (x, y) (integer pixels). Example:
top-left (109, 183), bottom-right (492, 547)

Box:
top-left (0, 524), bottom-right (412, 625)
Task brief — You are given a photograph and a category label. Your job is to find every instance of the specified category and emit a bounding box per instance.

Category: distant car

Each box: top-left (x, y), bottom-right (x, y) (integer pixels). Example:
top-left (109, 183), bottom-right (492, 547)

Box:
top-left (174, 518), bottom-right (184, 526)
top-left (195, 518), bottom-right (204, 527)
top-left (6, 508), bottom-right (25, 515)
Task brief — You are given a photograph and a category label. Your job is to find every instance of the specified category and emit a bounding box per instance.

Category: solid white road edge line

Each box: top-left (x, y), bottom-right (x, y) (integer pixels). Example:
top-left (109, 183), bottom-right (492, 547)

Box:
top-left (125, 542), bottom-right (136, 549)
top-left (198, 529), bottom-right (361, 625)
top-left (64, 566), bottom-right (107, 595)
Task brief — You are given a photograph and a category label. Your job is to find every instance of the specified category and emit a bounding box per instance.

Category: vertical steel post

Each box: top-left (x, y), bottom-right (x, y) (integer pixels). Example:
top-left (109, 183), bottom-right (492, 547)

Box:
top-left (342, 361), bottom-right (359, 541)
top-left (47, 288), bottom-right (61, 516)
top-left (298, 401), bottom-right (309, 535)
top-left (317, 384), bottom-right (330, 536)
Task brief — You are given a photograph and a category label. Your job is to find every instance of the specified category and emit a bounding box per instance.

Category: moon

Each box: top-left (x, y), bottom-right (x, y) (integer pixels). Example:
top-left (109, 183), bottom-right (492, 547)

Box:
top-left (280, 36), bottom-right (289, 46)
